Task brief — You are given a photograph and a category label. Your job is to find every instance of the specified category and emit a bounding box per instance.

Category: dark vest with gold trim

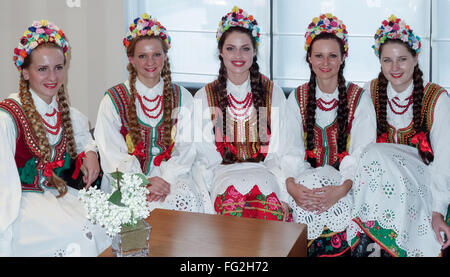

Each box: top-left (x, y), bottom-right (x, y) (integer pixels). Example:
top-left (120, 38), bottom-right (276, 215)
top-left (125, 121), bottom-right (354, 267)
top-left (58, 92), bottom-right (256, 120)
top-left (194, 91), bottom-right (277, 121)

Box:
top-left (204, 76), bottom-right (274, 162)
top-left (369, 79), bottom-right (446, 147)
top-left (105, 82), bottom-right (181, 174)
top-left (295, 82), bottom-right (364, 168)
top-left (0, 98), bottom-right (71, 192)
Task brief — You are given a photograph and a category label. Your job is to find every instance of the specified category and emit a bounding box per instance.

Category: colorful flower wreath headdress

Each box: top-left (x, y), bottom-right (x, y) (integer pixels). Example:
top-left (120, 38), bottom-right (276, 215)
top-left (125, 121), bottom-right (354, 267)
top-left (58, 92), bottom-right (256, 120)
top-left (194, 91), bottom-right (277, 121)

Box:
top-left (123, 13), bottom-right (171, 50)
top-left (216, 6), bottom-right (261, 46)
top-left (372, 15), bottom-right (421, 57)
top-left (304, 13), bottom-right (348, 57)
top-left (13, 20), bottom-right (69, 72)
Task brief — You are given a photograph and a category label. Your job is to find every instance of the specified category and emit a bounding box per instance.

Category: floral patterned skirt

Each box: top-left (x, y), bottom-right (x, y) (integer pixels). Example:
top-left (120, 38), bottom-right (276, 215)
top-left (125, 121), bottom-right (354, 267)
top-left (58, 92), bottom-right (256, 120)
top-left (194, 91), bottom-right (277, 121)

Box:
top-left (214, 185), bottom-right (292, 222)
top-left (307, 228), bottom-right (350, 257)
top-left (351, 206), bottom-right (450, 257)
top-left (350, 218), bottom-right (407, 257)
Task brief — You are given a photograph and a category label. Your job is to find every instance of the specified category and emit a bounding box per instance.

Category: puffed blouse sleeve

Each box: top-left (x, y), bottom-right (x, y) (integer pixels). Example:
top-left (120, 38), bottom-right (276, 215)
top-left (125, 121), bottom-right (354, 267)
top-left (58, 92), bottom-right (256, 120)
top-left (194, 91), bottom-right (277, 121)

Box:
top-left (428, 91), bottom-right (450, 216)
top-left (262, 84), bottom-right (293, 203)
top-left (191, 86), bottom-right (222, 194)
top-left (338, 84), bottom-right (377, 183)
top-left (69, 107), bottom-right (98, 155)
top-left (279, 89), bottom-right (312, 181)
top-left (158, 86), bottom-right (197, 185)
top-left (0, 110), bottom-right (21, 256)
top-left (94, 93), bottom-right (143, 185)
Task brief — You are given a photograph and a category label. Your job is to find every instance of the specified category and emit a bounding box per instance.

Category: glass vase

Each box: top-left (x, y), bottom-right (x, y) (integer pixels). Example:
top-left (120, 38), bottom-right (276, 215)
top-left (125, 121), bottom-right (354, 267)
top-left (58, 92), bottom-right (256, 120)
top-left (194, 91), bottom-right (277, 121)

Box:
top-left (112, 219), bottom-right (151, 257)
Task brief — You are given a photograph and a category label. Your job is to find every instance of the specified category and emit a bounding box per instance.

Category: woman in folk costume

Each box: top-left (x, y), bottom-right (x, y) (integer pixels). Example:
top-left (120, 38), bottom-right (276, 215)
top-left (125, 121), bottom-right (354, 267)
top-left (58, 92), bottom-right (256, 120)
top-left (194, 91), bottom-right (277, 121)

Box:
top-left (0, 20), bottom-right (110, 256)
top-left (282, 14), bottom-right (377, 257)
top-left (349, 15), bottom-right (450, 257)
top-left (94, 13), bottom-right (206, 213)
top-left (192, 6), bottom-right (291, 219)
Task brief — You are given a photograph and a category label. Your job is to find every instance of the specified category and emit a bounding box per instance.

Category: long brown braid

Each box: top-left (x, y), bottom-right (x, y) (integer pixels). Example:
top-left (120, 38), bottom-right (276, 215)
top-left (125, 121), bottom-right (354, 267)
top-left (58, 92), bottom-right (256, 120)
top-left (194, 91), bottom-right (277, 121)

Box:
top-left (126, 36), bottom-right (174, 149)
top-left (376, 39), bottom-right (432, 164)
top-left (305, 32), bottom-right (349, 169)
top-left (19, 43), bottom-right (77, 197)
top-left (214, 26), bottom-right (267, 164)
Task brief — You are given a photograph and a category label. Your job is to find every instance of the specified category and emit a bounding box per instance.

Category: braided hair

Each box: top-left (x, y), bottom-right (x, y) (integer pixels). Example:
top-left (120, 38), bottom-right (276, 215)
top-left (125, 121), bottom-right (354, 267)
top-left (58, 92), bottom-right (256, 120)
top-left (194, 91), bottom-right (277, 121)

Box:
top-left (376, 39), bottom-right (432, 164)
top-left (215, 26), bottom-right (268, 164)
top-left (305, 32), bottom-right (349, 169)
top-left (125, 36), bottom-right (174, 150)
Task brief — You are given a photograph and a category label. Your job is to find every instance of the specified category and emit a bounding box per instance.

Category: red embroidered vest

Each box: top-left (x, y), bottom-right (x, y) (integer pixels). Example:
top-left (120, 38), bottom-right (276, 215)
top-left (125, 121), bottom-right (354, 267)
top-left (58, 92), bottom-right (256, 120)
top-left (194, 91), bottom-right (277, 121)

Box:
top-left (295, 83), bottom-right (364, 167)
top-left (105, 83), bottom-right (181, 174)
top-left (204, 76), bottom-right (274, 162)
top-left (369, 79), bottom-right (446, 147)
top-left (0, 98), bottom-right (69, 192)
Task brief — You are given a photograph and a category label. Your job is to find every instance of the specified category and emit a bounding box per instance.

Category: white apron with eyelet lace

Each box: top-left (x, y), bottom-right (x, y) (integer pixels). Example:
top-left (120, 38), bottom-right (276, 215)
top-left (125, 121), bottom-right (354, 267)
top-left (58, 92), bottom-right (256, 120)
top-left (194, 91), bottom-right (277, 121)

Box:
top-left (288, 165), bottom-right (352, 240)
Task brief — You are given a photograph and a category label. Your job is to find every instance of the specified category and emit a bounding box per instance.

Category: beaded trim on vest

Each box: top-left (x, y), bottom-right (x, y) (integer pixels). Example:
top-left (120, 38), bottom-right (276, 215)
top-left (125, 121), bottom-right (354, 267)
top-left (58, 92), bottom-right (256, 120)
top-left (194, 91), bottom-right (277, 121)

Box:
top-left (0, 98), bottom-right (68, 192)
top-left (105, 82), bottom-right (181, 174)
top-left (204, 76), bottom-right (274, 162)
top-left (295, 83), bottom-right (364, 167)
top-left (370, 79), bottom-right (446, 146)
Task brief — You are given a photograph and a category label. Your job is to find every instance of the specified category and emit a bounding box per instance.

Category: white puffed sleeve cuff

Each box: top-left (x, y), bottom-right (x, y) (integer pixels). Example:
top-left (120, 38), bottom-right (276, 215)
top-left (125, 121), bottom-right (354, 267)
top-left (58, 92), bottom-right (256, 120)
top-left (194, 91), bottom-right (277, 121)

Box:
top-left (430, 176), bottom-right (450, 217)
top-left (340, 85), bottom-right (377, 185)
top-left (338, 155), bottom-right (357, 183)
top-left (70, 107), bottom-right (98, 155)
top-left (428, 93), bottom-right (450, 216)
top-left (0, 109), bottom-right (21, 256)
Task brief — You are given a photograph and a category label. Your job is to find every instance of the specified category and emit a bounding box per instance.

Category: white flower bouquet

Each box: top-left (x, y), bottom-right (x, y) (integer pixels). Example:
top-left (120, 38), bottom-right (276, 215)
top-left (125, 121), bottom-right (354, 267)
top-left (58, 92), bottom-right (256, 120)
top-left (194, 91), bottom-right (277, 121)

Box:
top-left (78, 171), bottom-right (150, 237)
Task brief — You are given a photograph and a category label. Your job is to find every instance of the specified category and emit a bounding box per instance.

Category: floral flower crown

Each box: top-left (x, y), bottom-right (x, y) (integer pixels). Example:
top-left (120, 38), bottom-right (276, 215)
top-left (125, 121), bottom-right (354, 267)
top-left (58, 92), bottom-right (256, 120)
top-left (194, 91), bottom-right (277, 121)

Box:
top-left (123, 13), bottom-right (171, 50)
top-left (304, 13), bottom-right (348, 57)
top-left (216, 6), bottom-right (261, 46)
top-left (13, 20), bottom-right (69, 72)
top-left (372, 15), bottom-right (421, 57)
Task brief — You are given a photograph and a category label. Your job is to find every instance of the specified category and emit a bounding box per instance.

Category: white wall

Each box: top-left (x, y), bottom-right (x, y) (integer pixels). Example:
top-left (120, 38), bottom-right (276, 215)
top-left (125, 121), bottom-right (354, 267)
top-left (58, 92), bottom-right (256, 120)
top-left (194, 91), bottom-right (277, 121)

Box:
top-left (0, 0), bottom-right (127, 126)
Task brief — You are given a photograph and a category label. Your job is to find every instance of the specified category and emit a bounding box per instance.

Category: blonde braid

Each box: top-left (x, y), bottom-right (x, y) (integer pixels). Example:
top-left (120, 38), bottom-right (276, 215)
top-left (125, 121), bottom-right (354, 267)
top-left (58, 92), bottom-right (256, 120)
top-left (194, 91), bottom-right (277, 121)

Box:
top-left (161, 59), bottom-right (174, 148)
top-left (19, 76), bottom-right (68, 197)
top-left (126, 63), bottom-right (142, 147)
top-left (57, 84), bottom-right (77, 159)
top-left (19, 76), bottom-right (52, 161)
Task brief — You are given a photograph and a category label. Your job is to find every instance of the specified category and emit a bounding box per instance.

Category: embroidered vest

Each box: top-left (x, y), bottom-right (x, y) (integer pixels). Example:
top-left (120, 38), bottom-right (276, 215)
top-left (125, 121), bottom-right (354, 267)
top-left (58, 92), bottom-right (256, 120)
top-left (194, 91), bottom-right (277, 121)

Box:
top-left (369, 79), bottom-right (446, 147)
top-left (204, 76), bottom-right (274, 162)
top-left (295, 83), bottom-right (364, 167)
top-left (105, 83), bottom-right (181, 174)
top-left (0, 98), bottom-right (70, 192)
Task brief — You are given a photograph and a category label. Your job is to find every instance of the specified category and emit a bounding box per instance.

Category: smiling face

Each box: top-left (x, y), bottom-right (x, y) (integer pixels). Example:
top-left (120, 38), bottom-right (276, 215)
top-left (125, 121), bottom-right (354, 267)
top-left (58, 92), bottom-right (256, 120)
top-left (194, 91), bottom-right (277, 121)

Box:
top-left (21, 45), bottom-right (66, 104)
top-left (308, 38), bottom-right (344, 84)
top-left (128, 37), bottom-right (167, 88)
top-left (379, 41), bottom-right (418, 92)
top-left (219, 29), bottom-right (256, 84)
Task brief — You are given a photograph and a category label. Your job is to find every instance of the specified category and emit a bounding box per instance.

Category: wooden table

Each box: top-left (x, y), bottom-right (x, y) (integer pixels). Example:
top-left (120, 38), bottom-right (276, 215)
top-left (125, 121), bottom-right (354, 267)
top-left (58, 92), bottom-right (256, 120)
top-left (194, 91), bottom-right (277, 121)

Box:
top-left (99, 208), bottom-right (307, 257)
